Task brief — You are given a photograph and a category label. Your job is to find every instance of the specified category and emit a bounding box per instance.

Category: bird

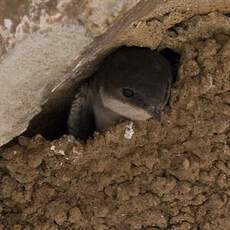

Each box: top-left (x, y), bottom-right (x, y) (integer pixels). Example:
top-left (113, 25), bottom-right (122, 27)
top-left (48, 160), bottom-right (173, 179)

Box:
top-left (67, 46), bottom-right (172, 140)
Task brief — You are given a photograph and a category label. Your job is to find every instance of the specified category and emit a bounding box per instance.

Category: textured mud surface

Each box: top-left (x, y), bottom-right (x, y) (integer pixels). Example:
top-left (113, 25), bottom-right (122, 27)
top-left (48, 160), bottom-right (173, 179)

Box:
top-left (0, 1), bottom-right (230, 229)
top-left (1, 35), bottom-right (230, 229)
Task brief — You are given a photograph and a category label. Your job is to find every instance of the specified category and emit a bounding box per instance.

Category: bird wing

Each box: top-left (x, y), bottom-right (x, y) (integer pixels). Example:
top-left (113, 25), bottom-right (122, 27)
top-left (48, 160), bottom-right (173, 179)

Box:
top-left (67, 82), bottom-right (95, 140)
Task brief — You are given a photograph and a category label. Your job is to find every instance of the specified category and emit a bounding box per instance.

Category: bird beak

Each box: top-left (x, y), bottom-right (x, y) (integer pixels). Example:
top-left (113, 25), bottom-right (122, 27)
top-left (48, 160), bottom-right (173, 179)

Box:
top-left (152, 108), bottom-right (161, 121)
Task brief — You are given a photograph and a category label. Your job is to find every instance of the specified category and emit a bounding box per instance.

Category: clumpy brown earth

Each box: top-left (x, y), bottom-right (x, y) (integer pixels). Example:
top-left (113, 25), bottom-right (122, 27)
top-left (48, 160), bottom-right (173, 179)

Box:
top-left (1, 0), bottom-right (230, 229)
top-left (0, 35), bottom-right (230, 229)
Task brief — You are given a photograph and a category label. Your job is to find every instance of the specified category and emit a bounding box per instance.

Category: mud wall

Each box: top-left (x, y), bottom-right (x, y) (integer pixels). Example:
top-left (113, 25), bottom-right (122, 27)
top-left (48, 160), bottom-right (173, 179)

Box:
top-left (0, 0), bottom-right (230, 229)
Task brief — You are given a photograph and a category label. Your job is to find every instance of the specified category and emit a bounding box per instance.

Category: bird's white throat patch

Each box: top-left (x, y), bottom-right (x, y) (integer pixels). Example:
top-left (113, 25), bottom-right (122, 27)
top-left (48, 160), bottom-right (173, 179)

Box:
top-left (100, 88), bottom-right (152, 121)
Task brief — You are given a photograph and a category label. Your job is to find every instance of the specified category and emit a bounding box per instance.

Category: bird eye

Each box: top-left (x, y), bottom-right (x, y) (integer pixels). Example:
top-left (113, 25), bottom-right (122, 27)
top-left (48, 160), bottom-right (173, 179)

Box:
top-left (122, 88), bottom-right (134, 98)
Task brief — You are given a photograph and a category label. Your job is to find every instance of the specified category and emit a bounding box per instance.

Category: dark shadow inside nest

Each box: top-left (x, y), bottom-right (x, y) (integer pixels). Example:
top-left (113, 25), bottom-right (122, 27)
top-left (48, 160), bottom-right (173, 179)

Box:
top-left (24, 46), bottom-right (181, 141)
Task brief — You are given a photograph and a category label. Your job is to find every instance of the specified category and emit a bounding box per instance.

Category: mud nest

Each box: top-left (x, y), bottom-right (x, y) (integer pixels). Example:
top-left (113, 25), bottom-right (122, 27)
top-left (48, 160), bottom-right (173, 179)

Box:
top-left (0, 5), bottom-right (230, 230)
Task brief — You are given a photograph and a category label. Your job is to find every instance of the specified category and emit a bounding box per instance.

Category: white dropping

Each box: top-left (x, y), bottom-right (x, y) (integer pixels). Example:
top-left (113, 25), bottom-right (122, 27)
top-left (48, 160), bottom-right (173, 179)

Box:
top-left (4, 19), bottom-right (13, 31)
top-left (124, 121), bottom-right (134, 140)
top-left (50, 145), bottom-right (65, 155)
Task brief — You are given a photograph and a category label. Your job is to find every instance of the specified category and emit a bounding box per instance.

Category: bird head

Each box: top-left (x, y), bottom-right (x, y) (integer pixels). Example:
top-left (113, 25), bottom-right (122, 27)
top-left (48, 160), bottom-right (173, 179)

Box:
top-left (97, 46), bottom-right (172, 121)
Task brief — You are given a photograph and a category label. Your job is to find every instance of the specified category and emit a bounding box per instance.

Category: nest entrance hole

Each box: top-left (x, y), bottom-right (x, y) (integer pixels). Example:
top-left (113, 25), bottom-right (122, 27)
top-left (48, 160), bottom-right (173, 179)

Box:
top-left (24, 47), bottom-right (180, 141)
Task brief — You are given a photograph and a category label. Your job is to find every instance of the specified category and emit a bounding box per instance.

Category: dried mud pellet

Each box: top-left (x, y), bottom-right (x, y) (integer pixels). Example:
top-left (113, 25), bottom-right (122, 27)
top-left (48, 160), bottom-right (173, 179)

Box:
top-left (68, 207), bottom-right (84, 224)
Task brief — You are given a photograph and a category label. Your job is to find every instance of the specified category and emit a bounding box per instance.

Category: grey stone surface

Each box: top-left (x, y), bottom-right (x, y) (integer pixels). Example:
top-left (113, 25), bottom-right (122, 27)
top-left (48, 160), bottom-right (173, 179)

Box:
top-left (0, 23), bottom-right (92, 146)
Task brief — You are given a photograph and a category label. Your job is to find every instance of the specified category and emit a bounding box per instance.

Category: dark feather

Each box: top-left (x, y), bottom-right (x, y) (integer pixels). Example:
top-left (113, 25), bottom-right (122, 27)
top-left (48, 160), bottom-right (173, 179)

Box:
top-left (68, 82), bottom-right (95, 140)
